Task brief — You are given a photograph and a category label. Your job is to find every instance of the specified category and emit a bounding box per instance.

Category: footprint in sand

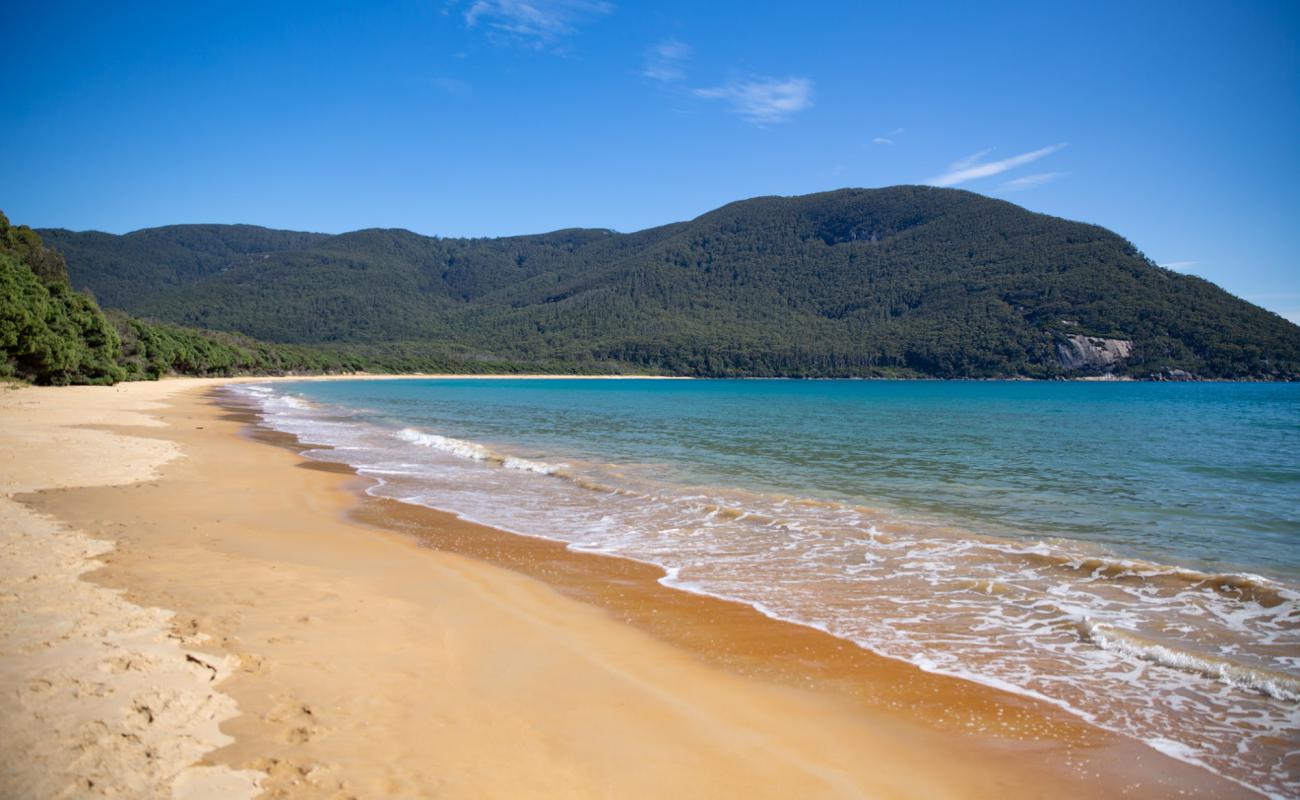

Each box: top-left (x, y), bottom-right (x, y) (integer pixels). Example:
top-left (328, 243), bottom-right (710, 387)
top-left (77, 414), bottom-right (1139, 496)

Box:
top-left (264, 696), bottom-right (331, 744)
top-left (236, 652), bottom-right (268, 675)
top-left (250, 757), bottom-right (353, 799)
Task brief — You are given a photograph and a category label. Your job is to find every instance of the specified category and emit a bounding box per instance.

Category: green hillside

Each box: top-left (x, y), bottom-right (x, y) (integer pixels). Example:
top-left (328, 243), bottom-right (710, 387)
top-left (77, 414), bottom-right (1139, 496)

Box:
top-left (0, 213), bottom-right (372, 384)
top-left (41, 187), bottom-right (1300, 379)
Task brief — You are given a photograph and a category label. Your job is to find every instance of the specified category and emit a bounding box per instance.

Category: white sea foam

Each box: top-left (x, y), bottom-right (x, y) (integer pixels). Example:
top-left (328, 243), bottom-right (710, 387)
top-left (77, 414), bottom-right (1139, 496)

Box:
top-left (396, 427), bottom-right (492, 460)
top-left (502, 456), bottom-right (560, 475)
top-left (1083, 620), bottom-right (1300, 702)
top-left (394, 427), bottom-right (560, 474)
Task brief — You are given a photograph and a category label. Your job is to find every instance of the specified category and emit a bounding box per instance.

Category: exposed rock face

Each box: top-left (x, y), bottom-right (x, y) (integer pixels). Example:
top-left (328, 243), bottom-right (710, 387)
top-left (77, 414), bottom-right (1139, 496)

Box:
top-left (1056, 334), bottom-right (1134, 371)
top-left (1151, 368), bottom-right (1196, 381)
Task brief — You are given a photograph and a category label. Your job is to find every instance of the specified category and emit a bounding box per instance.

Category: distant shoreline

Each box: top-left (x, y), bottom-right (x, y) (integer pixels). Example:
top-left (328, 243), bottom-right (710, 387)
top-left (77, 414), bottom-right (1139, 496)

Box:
top-left (177, 371), bottom-right (1295, 383)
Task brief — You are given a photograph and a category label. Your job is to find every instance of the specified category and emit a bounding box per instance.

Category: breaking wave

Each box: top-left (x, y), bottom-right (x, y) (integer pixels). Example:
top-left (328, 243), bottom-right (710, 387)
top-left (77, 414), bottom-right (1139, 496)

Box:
top-left (1081, 620), bottom-right (1300, 702)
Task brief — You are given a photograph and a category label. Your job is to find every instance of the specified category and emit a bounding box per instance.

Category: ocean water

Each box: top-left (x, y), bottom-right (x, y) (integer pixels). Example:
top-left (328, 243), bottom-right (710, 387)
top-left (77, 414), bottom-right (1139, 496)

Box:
top-left (231, 379), bottom-right (1300, 798)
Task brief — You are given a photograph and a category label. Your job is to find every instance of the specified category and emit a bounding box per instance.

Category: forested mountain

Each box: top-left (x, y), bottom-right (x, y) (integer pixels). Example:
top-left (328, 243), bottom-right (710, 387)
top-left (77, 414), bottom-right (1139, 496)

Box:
top-left (41, 187), bottom-right (1300, 379)
top-left (0, 213), bottom-right (374, 385)
top-left (41, 224), bottom-right (330, 312)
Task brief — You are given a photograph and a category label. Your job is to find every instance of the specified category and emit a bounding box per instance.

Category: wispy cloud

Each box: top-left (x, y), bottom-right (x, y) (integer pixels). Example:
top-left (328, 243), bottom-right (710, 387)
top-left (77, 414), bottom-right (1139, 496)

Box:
top-left (928, 143), bottom-right (1066, 187)
top-left (950, 148), bottom-right (995, 171)
top-left (872, 127), bottom-right (904, 145)
top-left (1000, 171), bottom-right (1068, 191)
top-left (1159, 260), bottom-right (1197, 270)
top-left (694, 76), bottom-right (813, 124)
top-left (464, 0), bottom-right (612, 49)
top-left (642, 38), bottom-right (690, 82)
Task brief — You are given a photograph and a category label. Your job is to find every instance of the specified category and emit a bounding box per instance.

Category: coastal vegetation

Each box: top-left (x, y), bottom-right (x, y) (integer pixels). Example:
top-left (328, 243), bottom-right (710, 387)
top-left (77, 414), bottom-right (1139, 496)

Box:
top-left (1, 213), bottom-right (125, 384)
top-left (0, 213), bottom-right (372, 384)
top-left (42, 187), bottom-right (1300, 380)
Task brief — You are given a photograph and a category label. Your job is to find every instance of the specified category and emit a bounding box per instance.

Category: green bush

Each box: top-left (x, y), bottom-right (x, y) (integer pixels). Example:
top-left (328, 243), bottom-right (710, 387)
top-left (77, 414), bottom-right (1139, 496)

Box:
top-left (0, 251), bottom-right (125, 385)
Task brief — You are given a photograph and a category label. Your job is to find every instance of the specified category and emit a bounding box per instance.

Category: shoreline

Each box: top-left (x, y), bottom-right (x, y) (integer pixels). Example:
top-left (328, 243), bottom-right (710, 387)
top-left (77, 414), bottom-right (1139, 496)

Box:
top-left (229, 383), bottom-right (1278, 796)
top-left (1, 378), bottom-right (1258, 797)
top-left (173, 372), bottom-right (1296, 382)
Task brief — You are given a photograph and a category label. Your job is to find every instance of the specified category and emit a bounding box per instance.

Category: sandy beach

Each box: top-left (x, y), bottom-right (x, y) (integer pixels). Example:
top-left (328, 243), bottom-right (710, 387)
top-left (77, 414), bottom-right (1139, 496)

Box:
top-left (0, 378), bottom-right (1256, 799)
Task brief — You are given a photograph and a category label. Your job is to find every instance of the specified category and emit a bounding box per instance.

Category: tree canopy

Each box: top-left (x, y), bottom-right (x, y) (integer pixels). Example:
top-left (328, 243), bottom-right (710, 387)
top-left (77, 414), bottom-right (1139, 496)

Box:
top-left (1, 213), bottom-right (380, 384)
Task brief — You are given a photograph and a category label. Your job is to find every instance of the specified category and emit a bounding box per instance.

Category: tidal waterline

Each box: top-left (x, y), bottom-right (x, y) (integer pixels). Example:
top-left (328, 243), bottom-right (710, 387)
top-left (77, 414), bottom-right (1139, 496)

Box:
top-left (239, 379), bottom-right (1300, 797)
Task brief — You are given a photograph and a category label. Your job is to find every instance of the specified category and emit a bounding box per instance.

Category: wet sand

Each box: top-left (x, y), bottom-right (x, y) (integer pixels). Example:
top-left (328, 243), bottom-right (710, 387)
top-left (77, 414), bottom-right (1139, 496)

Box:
top-left (2, 378), bottom-right (1256, 798)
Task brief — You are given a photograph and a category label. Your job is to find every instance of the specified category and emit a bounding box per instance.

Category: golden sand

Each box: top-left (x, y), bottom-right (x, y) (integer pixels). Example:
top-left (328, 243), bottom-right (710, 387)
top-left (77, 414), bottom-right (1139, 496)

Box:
top-left (0, 378), bottom-right (1253, 798)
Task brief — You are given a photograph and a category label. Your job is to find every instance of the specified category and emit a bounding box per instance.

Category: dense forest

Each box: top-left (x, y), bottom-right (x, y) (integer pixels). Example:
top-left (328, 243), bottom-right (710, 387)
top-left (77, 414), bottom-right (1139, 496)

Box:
top-left (0, 213), bottom-right (380, 384)
top-left (1, 215), bottom-right (125, 384)
top-left (36, 187), bottom-right (1300, 379)
top-left (0, 213), bottom-right (637, 384)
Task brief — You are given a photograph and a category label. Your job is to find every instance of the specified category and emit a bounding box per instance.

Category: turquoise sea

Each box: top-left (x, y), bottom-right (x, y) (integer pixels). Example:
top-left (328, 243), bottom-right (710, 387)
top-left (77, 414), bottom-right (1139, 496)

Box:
top-left (234, 379), bottom-right (1300, 798)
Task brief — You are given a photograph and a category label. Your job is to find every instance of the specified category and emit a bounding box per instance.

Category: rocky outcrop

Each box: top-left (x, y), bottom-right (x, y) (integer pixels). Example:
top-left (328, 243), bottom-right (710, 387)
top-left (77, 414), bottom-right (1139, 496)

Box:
top-left (1056, 334), bottom-right (1134, 372)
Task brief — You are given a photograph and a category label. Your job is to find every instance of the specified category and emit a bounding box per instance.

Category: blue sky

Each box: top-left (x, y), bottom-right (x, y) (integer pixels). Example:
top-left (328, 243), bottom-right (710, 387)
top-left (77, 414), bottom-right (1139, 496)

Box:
top-left (4, 1), bottom-right (1298, 321)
